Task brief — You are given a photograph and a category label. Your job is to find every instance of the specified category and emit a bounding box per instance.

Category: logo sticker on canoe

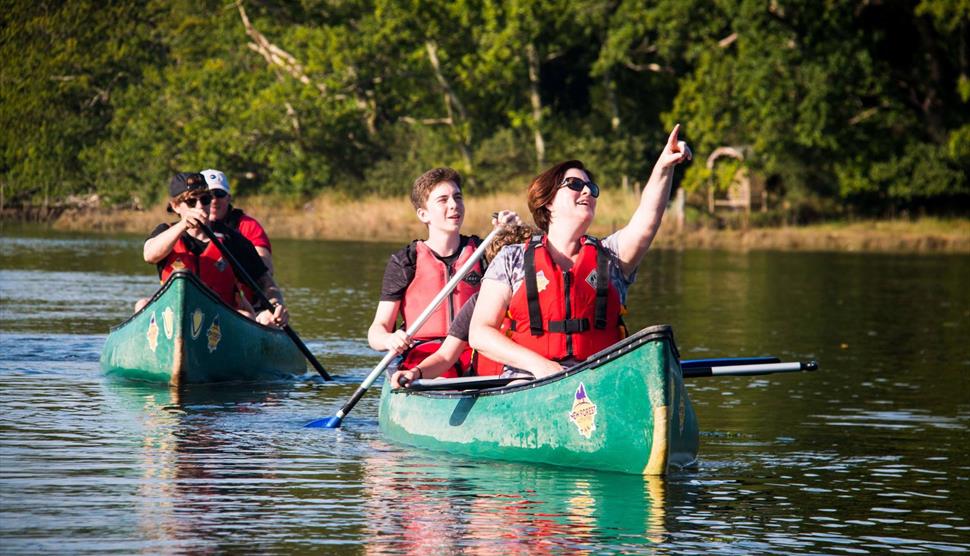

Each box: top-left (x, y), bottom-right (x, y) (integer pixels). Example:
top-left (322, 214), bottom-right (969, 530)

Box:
top-left (207, 316), bottom-right (221, 352)
top-left (569, 383), bottom-right (598, 439)
top-left (162, 307), bottom-right (174, 339)
top-left (535, 270), bottom-right (549, 293)
top-left (147, 312), bottom-right (159, 352)
top-left (191, 309), bottom-right (204, 339)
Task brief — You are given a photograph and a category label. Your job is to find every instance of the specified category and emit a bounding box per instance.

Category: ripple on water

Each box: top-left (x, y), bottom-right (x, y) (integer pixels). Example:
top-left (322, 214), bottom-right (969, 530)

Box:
top-left (3, 235), bottom-right (969, 554)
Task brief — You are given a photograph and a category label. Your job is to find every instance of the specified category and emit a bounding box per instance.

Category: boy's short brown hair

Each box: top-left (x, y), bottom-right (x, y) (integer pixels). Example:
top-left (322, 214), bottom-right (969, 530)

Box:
top-left (411, 167), bottom-right (462, 210)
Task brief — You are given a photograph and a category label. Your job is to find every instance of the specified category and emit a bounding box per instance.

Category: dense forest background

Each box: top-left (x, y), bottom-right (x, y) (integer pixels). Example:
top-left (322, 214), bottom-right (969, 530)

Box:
top-left (2, 0), bottom-right (968, 220)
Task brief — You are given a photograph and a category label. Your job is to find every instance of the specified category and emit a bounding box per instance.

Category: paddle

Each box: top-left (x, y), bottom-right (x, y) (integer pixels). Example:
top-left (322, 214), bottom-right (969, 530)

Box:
top-left (198, 223), bottom-right (332, 381)
top-left (681, 356), bottom-right (780, 368)
top-left (405, 359), bottom-right (817, 391)
top-left (305, 224), bottom-right (504, 428)
top-left (682, 360), bottom-right (817, 378)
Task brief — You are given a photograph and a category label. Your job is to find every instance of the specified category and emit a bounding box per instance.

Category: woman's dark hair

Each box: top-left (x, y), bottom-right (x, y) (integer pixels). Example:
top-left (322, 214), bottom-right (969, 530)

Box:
top-left (527, 160), bottom-right (594, 232)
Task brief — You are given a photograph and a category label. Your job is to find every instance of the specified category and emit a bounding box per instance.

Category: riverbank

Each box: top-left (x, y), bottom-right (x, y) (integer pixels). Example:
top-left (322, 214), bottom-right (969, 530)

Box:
top-left (11, 191), bottom-right (970, 254)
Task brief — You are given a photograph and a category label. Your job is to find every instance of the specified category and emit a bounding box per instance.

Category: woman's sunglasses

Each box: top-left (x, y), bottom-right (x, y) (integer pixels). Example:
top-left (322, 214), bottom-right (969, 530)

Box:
top-left (211, 189), bottom-right (229, 199)
top-left (559, 177), bottom-right (600, 198)
top-left (181, 194), bottom-right (213, 208)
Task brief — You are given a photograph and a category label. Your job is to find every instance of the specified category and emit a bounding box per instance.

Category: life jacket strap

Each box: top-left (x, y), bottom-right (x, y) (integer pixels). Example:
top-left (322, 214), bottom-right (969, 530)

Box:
top-left (588, 236), bottom-right (609, 330)
top-left (547, 318), bottom-right (590, 334)
top-left (524, 235), bottom-right (544, 336)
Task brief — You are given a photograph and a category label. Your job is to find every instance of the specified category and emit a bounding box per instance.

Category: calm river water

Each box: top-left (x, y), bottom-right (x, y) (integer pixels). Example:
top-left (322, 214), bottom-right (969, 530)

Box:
top-left (1, 226), bottom-right (968, 554)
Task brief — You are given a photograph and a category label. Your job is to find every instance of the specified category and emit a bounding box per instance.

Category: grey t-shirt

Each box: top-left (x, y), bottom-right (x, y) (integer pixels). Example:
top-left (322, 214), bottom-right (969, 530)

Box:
top-left (482, 233), bottom-right (637, 304)
top-left (446, 293), bottom-right (477, 342)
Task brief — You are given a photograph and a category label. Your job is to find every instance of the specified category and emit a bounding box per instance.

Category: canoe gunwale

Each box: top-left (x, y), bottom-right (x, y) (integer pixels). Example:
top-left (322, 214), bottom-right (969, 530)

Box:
top-left (391, 324), bottom-right (680, 399)
top-left (109, 271), bottom-right (289, 339)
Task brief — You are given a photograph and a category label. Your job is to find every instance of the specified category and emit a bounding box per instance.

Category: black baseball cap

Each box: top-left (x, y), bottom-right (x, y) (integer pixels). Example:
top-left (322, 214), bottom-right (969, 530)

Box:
top-left (167, 172), bottom-right (208, 212)
top-left (169, 172), bottom-right (207, 198)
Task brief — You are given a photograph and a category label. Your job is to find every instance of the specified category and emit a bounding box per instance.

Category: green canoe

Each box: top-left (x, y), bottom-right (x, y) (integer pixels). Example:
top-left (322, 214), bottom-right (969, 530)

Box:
top-left (100, 271), bottom-right (306, 385)
top-left (378, 325), bottom-right (699, 475)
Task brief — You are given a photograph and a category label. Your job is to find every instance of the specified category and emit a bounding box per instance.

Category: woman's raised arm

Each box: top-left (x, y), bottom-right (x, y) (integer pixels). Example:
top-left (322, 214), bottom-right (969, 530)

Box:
top-left (613, 124), bottom-right (692, 276)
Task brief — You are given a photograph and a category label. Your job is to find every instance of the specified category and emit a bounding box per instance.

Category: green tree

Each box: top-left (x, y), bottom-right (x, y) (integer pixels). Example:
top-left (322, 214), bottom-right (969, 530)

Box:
top-left (0, 1), bottom-right (163, 207)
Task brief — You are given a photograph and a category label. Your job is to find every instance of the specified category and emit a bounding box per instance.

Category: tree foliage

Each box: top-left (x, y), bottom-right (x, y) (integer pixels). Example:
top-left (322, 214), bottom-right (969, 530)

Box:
top-left (1, 0), bottom-right (967, 214)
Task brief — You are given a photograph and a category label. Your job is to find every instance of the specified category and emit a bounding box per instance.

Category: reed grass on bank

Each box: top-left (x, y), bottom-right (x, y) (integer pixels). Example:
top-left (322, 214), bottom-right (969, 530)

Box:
top-left (43, 191), bottom-right (970, 254)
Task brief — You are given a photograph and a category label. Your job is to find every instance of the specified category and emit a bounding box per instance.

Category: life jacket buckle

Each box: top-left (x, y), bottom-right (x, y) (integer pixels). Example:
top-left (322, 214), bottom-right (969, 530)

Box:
top-left (548, 318), bottom-right (590, 334)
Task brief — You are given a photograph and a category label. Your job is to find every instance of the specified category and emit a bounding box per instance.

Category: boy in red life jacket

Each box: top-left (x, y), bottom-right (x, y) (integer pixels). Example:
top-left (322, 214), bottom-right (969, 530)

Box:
top-left (390, 223), bottom-right (537, 388)
top-left (366, 167), bottom-right (520, 378)
top-left (202, 169), bottom-right (278, 327)
top-left (133, 172), bottom-right (290, 328)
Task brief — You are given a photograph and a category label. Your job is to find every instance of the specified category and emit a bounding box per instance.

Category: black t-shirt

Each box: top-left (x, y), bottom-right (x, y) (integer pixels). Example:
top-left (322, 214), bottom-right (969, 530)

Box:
top-left (147, 221), bottom-right (268, 281)
top-left (379, 235), bottom-right (483, 301)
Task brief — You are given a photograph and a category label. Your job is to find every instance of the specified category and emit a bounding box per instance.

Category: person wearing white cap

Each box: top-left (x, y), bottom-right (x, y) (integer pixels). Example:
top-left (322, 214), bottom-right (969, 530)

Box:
top-left (201, 169), bottom-right (274, 276)
top-left (201, 169), bottom-right (281, 327)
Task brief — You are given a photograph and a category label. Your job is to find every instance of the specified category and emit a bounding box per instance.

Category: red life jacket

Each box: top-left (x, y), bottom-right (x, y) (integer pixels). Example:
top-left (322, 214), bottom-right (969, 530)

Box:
top-left (397, 236), bottom-right (483, 378)
top-left (471, 317), bottom-right (513, 376)
top-left (400, 236), bottom-right (483, 341)
top-left (160, 235), bottom-right (239, 307)
top-left (399, 339), bottom-right (474, 379)
top-left (506, 235), bottom-right (624, 362)
top-left (222, 208), bottom-right (271, 308)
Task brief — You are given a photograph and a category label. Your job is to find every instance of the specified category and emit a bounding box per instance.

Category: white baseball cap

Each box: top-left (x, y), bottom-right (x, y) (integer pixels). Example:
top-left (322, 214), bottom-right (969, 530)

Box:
top-left (201, 169), bottom-right (230, 194)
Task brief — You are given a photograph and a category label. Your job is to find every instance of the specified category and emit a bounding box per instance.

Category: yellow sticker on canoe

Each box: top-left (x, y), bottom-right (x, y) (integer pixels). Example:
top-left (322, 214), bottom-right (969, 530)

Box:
top-left (207, 315), bottom-right (221, 353)
top-left (147, 312), bottom-right (159, 352)
top-left (162, 307), bottom-right (174, 339)
top-left (569, 383), bottom-right (597, 438)
top-left (191, 309), bottom-right (204, 339)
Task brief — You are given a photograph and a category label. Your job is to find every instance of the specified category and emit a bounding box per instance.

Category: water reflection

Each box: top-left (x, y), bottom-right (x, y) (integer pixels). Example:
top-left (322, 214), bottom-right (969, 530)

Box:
top-left (360, 446), bottom-right (669, 553)
top-left (102, 380), bottom-right (293, 551)
top-left (3, 229), bottom-right (969, 554)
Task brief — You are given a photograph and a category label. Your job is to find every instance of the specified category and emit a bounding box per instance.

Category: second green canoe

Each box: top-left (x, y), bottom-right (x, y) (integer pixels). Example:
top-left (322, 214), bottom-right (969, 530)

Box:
top-left (379, 325), bottom-right (699, 475)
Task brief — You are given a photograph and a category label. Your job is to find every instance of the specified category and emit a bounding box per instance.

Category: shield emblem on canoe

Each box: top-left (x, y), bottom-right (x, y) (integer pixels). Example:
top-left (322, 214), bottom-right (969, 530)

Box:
top-left (207, 316), bottom-right (222, 353)
top-left (568, 383), bottom-right (598, 439)
top-left (147, 312), bottom-right (159, 352)
top-left (162, 307), bottom-right (174, 339)
top-left (191, 309), bottom-right (204, 339)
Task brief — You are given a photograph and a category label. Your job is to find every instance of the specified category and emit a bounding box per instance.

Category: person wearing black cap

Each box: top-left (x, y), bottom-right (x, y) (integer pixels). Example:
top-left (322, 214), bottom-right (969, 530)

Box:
top-left (133, 172), bottom-right (289, 327)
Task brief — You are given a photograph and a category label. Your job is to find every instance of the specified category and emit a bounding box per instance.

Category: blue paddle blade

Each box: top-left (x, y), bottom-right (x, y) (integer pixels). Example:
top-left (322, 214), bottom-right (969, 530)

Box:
top-left (304, 416), bottom-right (342, 428)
